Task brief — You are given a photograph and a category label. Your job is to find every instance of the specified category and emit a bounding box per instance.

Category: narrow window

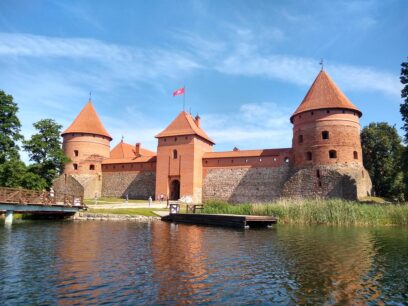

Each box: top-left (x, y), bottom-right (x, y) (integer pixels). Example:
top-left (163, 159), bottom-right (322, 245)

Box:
top-left (353, 151), bottom-right (358, 159)
top-left (306, 152), bottom-right (312, 161)
top-left (326, 110), bottom-right (330, 114)
top-left (173, 150), bottom-right (178, 159)
top-left (74, 150), bottom-right (79, 157)
top-left (205, 160), bottom-right (208, 164)
top-left (329, 150), bottom-right (337, 159)
top-left (311, 111), bottom-right (314, 116)
top-left (322, 131), bottom-right (329, 140)
top-left (298, 135), bottom-right (303, 143)
top-left (73, 163), bottom-right (78, 170)
top-left (90, 164), bottom-right (95, 170)
top-left (174, 137), bottom-right (177, 142)
top-left (316, 169), bottom-right (320, 178)
top-left (318, 181), bottom-right (322, 187)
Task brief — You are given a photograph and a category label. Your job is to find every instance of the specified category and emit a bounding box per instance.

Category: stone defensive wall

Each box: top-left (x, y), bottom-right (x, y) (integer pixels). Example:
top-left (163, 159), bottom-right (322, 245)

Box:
top-left (282, 164), bottom-right (372, 200)
top-left (101, 158), bottom-right (156, 199)
top-left (202, 148), bottom-right (293, 203)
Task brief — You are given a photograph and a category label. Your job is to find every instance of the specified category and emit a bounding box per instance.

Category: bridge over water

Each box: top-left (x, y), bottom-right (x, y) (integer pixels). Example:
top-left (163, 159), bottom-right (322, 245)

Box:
top-left (0, 187), bottom-right (84, 225)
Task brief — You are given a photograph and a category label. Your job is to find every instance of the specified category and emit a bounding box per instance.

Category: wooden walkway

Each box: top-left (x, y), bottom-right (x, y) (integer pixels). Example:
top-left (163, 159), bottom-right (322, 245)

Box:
top-left (0, 187), bottom-right (85, 225)
top-left (161, 213), bottom-right (277, 229)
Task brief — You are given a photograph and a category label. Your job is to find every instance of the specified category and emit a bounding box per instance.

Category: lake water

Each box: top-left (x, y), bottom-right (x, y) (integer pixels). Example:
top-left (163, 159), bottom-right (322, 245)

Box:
top-left (0, 221), bottom-right (407, 305)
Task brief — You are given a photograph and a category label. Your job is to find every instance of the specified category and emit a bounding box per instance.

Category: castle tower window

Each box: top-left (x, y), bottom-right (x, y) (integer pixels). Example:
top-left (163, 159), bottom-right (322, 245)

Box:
top-left (173, 149), bottom-right (178, 159)
top-left (298, 135), bottom-right (303, 143)
top-left (73, 163), bottom-right (78, 170)
top-left (329, 150), bottom-right (337, 159)
top-left (74, 150), bottom-right (79, 157)
top-left (353, 151), bottom-right (358, 159)
top-left (306, 152), bottom-right (312, 161)
top-left (90, 164), bottom-right (95, 170)
top-left (322, 131), bottom-right (329, 140)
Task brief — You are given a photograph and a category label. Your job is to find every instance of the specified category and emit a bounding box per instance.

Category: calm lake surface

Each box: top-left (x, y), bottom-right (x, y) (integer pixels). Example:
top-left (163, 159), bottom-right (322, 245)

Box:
top-left (0, 221), bottom-right (407, 305)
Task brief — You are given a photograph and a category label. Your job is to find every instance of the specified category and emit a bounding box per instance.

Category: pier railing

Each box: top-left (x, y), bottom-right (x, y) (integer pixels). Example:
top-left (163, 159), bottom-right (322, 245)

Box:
top-left (0, 187), bottom-right (83, 207)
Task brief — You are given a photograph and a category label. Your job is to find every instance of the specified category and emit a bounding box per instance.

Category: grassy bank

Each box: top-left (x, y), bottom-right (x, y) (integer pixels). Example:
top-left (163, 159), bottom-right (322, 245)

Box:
top-left (202, 199), bottom-right (408, 226)
top-left (83, 197), bottom-right (147, 205)
top-left (87, 208), bottom-right (166, 217)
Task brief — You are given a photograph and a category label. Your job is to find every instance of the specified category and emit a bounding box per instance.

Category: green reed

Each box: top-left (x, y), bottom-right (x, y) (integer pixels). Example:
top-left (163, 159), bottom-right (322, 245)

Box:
top-left (202, 199), bottom-right (408, 226)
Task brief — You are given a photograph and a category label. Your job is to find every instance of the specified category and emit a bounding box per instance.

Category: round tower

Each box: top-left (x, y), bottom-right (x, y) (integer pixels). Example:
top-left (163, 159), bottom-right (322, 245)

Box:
top-left (61, 100), bottom-right (112, 175)
top-left (291, 70), bottom-right (363, 168)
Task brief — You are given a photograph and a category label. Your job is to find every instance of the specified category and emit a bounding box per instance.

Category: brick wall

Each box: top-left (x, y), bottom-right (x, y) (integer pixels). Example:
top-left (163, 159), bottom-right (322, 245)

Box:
top-left (102, 171), bottom-right (156, 199)
top-left (202, 165), bottom-right (292, 203)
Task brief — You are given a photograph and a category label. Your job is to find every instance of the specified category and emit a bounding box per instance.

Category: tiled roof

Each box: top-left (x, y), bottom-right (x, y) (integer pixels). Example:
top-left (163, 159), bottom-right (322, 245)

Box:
top-left (110, 141), bottom-right (156, 159)
top-left (155, 111), bottom-right (214, 144)
top-left (203, 148), bottom-right (292, 159)
top-left (291, 70), bottom-right (362, 122)
top-left (102, 156), bottom-right (156, 164)
top-left (62, 101), bottom-right (112, 139)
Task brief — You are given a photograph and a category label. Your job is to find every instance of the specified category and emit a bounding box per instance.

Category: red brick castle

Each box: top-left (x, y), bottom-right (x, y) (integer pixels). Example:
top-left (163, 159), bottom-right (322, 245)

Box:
top-left (54, 70), bottom-right (372, 202)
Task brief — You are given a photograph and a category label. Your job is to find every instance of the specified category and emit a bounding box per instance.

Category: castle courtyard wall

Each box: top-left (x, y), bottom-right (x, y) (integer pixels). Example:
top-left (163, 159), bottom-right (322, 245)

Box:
top-left (282, 164), bottom-right (372, 200)
top-left (202, 165), bottom-right (292, 203)
top-left (101, 171), bottom-right (156, 200)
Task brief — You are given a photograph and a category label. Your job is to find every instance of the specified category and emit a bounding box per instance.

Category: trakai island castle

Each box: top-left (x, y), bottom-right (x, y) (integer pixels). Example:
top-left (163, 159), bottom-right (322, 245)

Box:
top-left (53, 70), bottom-right (372, 202)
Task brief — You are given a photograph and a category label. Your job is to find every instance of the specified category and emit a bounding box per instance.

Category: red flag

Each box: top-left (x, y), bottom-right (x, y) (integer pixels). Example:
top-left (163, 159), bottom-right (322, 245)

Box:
top-left (173, 87), bottom-right (185, 97)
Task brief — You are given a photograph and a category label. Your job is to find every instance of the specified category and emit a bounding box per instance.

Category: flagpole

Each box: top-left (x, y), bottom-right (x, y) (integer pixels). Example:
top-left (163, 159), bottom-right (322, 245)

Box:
top-left (183, 85), bottom-right (186, 112)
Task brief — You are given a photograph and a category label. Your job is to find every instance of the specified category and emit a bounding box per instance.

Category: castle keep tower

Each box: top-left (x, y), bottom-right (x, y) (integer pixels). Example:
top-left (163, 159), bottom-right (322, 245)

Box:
top-left (60, 100), bottom-right (112, 197)
top-left (291, 70), bottom-right (363, 167)
top-left (155, 112), bottom-right (214, 203)
top-left (283, 70), bottom-right (372, 199)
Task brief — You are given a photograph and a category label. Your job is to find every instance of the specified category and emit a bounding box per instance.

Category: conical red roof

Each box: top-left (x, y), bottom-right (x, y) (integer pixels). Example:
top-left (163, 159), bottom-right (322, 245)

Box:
top-left (291, 70), bottom-right (362, 122)
top-left (155, 111), bottom-right (214, 144)
top-left (62, 101), bottom-right (112, 139)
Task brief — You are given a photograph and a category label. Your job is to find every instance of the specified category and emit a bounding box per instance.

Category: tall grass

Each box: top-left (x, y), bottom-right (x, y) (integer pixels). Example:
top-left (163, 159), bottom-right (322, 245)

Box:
top-left (202, 199), bottom-right (408, 226)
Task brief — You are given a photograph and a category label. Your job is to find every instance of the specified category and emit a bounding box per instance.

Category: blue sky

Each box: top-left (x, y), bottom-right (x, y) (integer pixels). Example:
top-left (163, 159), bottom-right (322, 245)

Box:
top-left (0, 0), bottom-right (407, 158)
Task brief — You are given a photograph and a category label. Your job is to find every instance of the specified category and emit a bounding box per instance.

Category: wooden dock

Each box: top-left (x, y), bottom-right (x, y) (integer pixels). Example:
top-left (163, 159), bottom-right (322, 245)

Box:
top-left (161, 213), bottom-right (277, 229)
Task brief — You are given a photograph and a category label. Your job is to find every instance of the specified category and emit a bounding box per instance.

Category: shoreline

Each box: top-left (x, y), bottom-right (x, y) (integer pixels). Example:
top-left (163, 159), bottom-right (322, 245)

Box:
top-left (71, 212), bottom-right (161, 222)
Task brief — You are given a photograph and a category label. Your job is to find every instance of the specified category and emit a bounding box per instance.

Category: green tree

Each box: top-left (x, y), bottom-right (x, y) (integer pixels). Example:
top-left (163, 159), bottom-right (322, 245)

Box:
top-left (0, 90), bottom-right (23, 162)
top-left (361, 122), bottom-right (405, 201)
top-left (0, 159), bottom-right (47, 190)
top-left (399, 58), bottom-right (408, 143)
top-left (23, 119), bottom-right (69, 188)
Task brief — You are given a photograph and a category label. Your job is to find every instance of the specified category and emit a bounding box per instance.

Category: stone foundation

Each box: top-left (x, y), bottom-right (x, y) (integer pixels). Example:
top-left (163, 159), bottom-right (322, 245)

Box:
top-left (282, 164), bottom-right (372, 200)
top-left (102, 171), bottom-right (156, 200)
top-left (53, 174), bottom-right (84, 197)
top-left (202, 166), bottom-right (292, 203)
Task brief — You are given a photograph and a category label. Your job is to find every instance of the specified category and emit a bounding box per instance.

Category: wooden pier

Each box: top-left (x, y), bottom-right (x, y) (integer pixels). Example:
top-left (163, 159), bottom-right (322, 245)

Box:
top-left (161, 213), bottom-right (277, 229)
top-left (0, 187), bottom-right (84, 225)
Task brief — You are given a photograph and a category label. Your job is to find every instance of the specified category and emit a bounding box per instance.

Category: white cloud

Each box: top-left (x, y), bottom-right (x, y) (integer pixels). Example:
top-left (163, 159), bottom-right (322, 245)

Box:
top-left (201, 102), bottom-right (293, 151)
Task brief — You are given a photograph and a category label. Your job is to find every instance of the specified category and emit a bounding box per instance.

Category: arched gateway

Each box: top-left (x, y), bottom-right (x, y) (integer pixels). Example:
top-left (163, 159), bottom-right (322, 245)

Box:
top-left (170, 180), bottom-right (180, 200)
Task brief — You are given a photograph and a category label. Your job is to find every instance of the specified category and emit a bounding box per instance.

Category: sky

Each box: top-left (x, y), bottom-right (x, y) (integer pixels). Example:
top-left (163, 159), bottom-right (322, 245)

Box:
top-left (0, 0), bottom-right (407, 160)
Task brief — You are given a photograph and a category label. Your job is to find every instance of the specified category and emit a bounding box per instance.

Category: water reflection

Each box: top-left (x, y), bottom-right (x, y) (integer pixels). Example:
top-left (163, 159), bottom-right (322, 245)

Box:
top-left (0, 221), bottom-right (407, 304)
